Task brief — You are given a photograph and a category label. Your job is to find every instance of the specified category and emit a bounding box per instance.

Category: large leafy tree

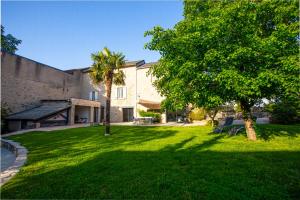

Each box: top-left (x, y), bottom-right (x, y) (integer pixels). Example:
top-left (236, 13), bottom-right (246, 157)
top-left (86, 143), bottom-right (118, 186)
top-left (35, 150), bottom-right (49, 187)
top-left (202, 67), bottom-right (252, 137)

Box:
top-left (145, 0), bottom-right (299, 140)
top-left (1, 26), bottom-right (22, 53)
top-left (89, 47), bottom-right (125, 136)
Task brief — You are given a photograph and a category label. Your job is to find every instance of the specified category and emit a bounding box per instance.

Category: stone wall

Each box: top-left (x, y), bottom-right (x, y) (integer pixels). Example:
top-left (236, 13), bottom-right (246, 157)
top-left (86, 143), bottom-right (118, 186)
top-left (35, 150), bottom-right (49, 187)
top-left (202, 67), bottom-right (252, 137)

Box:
top-left (1, 52), bottom-right (164, 123)
top-left (1, 52), bottom-right (82, 114)
top-left (98, 65), bottom-right (164, 122)
top-left (80, 72), bottom-right (106, 105)
top-left (0, 139), bottom-right (27, 186)
top-left (110, 67), bottom-right (137, 122)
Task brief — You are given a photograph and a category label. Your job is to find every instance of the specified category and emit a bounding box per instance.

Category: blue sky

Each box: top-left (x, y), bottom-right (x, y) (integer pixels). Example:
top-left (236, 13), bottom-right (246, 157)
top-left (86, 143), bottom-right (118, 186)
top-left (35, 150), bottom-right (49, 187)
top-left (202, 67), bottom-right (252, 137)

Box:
top-left (2, 1), bottom-right (183, 70)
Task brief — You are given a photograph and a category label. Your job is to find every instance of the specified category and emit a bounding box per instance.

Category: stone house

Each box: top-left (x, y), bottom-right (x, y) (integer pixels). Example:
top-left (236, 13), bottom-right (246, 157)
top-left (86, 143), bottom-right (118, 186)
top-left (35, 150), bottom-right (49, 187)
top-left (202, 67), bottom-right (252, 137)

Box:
top-left (1, 52), bottom-right (166, 132)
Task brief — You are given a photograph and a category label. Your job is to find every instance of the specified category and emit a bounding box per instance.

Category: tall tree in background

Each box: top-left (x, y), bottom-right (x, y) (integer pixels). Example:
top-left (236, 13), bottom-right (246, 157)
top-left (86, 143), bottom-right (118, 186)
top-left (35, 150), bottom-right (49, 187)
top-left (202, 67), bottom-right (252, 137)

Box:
top-left (1, 26), bottom-right (22, 53)
top-left (145, 0), bottom-right (299, 140)
top-left (89, 47), bottom-right (125, 136)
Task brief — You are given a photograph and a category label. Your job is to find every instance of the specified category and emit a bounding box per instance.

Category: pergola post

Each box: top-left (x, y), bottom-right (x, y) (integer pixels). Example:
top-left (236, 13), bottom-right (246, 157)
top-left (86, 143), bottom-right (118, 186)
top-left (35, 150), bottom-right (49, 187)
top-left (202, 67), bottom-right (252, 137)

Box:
top-left (68, 105), bottom-right (75, 125)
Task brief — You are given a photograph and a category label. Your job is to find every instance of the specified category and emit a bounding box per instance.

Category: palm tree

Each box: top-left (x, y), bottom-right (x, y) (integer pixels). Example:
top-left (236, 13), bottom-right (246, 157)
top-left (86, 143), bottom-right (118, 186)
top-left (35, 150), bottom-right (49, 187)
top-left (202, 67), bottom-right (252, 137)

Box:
top-left (89, 47), bottom-right (125, 135)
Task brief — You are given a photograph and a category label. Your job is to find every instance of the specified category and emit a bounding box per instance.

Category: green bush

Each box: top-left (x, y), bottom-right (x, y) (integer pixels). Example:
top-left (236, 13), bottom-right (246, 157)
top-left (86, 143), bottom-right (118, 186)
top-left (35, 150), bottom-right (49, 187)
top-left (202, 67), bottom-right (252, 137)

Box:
top-left (265, 99), bottom-right (300, 124)
top-left (1, 102), bottom-right (11, 133)
top-left (139, 110), bottom-right (161, 123)
top-left (189, 107), bottom-right (206, 121)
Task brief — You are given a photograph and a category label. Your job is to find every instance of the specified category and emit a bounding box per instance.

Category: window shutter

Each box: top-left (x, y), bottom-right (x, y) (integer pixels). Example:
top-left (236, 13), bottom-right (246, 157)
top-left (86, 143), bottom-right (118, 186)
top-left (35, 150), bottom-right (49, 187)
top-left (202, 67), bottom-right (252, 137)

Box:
top-left (95, 91), bottom-right (99, 100)
top-left (124, 87), bottom-right (127, 99)
top-left (89, 92), bottom-right (92, 100)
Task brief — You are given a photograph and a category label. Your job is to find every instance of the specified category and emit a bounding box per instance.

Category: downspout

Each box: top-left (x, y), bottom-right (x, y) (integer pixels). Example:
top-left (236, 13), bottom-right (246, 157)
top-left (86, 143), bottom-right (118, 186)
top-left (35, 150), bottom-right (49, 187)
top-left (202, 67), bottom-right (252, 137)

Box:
top-left (135, 66), bottom-right (137, 118)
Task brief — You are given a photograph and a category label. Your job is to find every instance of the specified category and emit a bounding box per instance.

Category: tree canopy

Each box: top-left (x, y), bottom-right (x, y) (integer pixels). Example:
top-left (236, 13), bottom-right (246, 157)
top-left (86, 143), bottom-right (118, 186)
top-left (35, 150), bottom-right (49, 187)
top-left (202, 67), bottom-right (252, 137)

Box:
top-left (1, 26), bottom-right (22, 53)
top-left (145, 0), bottom-right (299, 140)
top-left (90, 47), bottom-right (126, 87)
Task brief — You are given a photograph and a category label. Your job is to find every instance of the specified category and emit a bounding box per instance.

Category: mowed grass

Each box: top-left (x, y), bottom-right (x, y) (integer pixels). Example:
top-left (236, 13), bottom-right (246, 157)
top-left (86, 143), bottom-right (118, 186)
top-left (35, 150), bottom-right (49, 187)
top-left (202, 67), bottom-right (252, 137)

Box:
top-left (1, 124), bottom-right (300, 199)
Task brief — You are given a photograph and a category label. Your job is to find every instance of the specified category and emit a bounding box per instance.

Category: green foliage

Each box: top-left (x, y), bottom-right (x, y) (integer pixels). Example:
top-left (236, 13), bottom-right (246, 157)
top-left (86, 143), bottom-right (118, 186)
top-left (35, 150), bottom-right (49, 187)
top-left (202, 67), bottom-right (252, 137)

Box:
top-left (1, 26), bottom-right (22, 53)
top-left (161, 96), bottom-right (187, 112)
top-left (234, 102), bottom-right (243, 113)
top-left (189, 107), bottom-right (206, 121)
top-left (89, 47), bottom-right (126, 87)
top-left (1, 102), bottom-right (11, 133)
top-left (1, 125), bottom-right (300, 199)
top-left (206, 120), bottom-right (219, 127)
top-left (205, 106), bottom-right (220, 122)
top-left (265, 98), bottom-right (300, 124)
top-left (139, 110), bottom-right (161, 123)
top-left (145, 0), bottom-right (299, 137)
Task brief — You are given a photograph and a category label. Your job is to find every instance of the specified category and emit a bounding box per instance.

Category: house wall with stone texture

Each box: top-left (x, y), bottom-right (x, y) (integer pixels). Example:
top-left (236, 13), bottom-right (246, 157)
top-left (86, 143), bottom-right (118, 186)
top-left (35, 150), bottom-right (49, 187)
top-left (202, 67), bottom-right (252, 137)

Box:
top-left (80, 72), bottom-right (106, 105)
top-left (109, 66), bottom-right (137, 122)
top-left (1, 52), bottom-right (82, 114)
top-left (95, 65), bottom-right (164, 122)
top-left (2, 52), bottom-right (164, 123)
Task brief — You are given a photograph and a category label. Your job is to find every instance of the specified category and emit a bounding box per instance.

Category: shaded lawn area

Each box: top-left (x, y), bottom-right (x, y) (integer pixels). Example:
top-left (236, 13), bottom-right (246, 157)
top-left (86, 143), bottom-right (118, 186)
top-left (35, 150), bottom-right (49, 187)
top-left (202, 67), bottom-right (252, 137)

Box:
top-left (1, 124), bottom-right (300, 199)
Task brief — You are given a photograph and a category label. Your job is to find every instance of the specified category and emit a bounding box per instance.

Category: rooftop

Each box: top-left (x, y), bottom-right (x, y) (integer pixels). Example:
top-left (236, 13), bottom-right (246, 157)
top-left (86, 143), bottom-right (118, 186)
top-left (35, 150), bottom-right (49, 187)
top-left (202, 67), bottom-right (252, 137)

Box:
top-left (6, 101), bottom-right (70, 121)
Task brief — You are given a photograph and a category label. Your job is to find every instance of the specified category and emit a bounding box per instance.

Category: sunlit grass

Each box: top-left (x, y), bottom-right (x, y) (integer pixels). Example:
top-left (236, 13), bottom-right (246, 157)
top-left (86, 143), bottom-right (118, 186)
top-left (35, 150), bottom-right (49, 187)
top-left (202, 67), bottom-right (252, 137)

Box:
top-left (1, 124), bottom-right (300, 199)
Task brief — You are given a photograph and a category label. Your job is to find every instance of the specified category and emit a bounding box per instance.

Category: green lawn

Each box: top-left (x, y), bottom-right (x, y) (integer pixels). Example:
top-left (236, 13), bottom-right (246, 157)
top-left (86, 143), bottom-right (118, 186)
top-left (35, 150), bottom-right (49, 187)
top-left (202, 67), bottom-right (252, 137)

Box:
top-left (1, 124), bottom-right (300, 199)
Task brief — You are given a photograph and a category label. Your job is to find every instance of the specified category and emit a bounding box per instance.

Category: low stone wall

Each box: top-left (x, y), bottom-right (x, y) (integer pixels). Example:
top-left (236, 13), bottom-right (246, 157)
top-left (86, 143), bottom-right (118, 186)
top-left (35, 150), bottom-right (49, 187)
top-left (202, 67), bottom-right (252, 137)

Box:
top-left (0, 139), bottom-right (28, 186)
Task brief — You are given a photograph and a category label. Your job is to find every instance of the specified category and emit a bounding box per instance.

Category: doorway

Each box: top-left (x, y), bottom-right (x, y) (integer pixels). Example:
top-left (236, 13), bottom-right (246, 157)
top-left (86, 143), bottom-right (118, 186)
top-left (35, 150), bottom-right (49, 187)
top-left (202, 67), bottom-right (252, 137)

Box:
top-left (123, 108), bottom-right (134, 122)
top-left (100, 106), bottom-right (105, 122)
top-left (93, 107), bottom-right (98, 123)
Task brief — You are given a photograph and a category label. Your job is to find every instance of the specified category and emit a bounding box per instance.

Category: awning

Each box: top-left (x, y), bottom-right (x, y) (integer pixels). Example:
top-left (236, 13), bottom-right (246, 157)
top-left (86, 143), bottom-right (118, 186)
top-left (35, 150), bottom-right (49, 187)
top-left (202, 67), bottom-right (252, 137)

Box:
top-left (6, 101), bottom-right (71, 121)
top-left (138, 99), bottom-right (161, 110)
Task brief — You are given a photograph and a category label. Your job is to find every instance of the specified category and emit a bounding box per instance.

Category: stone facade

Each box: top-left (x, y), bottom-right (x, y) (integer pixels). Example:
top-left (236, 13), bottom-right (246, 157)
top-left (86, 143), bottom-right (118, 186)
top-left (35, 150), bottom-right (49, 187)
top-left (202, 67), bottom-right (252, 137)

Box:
top-left (0, 139), bottom-right (27, 186)
top-left (99, 63), bottom-right (165, 123)
top-left (2, 52), bottom-right (165, 130)
top-left (1, 52), bottom-right (82, 113)
top-left (1, 53), bottom-right (102, 131)
top-left (109, 66), bottom-right (138, 122)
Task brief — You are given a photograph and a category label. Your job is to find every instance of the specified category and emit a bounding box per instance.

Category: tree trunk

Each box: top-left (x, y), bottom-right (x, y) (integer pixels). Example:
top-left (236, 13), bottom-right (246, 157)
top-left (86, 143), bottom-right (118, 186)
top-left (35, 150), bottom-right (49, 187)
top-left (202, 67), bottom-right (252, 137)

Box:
top-left (209, 114), bottom-right (215, 127)
top-left (208, 108), bottom-right (218, 127)
top-left (240, 100), bottom-right (257, 141)
top-left (244, 118), bottom-right (256, 140)
top-left (105, 98), bottom-right (111, 135)
top-left (104, 76), bottom-right (113, 136)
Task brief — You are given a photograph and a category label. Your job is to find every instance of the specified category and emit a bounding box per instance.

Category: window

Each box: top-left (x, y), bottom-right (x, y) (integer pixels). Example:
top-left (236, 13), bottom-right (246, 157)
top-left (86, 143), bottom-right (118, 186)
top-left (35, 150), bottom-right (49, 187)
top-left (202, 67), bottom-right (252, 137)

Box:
top-left (89, 91), bottom-right (98, 101)
top-left (116, 87), bottom-right (127, 99)
top-left (117, 87), bottom-right (124, 99)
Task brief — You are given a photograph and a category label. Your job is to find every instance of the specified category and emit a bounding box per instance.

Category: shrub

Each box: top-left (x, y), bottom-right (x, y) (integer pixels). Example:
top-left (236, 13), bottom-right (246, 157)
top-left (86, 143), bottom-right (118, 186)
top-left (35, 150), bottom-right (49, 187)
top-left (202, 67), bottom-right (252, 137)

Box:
top-left (139, 110), bottom-right (161, 123)
top-left (1, 102), bottom-right (11, 133)
top-left (265, 99), bottom-right (300, 124)
top-left (189, 107), bottom-right (206, 121)
top-left (252, 116), bottom-right (257, 122)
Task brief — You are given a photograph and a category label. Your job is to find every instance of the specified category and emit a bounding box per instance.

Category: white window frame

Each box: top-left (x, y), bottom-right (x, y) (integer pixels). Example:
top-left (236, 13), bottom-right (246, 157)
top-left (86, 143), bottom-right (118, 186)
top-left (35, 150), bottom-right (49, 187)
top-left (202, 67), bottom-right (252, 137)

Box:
top-left (89, 91), bottom-right (99, 101)
top-left (116, 87), bottom-right (126, 100)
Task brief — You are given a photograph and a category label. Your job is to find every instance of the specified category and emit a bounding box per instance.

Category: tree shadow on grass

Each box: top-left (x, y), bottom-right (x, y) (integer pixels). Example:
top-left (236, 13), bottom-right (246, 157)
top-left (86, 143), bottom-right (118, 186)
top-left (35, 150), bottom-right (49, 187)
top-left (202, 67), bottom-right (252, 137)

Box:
top-left (257, 124), bottom-right (300, 141)
top-left (208, 124), bottom-right (300, 141)
top-left (8, 126), bottom-right (179, 165)
top-left (2, 134), bottom-right (299, 200)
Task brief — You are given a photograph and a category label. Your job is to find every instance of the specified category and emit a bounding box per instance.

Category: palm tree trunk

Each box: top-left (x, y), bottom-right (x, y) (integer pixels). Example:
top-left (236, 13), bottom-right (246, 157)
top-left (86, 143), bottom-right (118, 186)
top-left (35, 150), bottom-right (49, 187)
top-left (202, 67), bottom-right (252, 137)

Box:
top-left (240, 100), bottom-right (257, 141)
top-left (105, 77), bottom-right (113, 136)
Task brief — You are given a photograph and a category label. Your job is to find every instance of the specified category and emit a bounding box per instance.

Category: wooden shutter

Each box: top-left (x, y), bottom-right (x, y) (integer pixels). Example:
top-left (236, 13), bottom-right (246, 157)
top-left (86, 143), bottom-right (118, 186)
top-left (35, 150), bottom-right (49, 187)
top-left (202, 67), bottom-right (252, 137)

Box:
top-left (123, 87), bottom-right (127, 99)
top-left (95, 91), bottom-right (99, 100)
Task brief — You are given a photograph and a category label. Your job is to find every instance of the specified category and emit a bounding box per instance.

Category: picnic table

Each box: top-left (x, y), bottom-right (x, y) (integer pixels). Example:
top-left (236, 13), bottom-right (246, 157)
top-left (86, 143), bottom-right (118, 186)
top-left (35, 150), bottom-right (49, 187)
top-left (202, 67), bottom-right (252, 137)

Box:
top-left (133, 117), bottom-right (154, 125)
